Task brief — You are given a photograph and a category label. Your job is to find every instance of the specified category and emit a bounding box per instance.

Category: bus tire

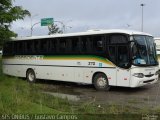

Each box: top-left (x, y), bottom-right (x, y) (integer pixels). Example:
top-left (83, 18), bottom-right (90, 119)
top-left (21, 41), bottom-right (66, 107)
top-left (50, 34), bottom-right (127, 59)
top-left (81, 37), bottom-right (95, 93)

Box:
top-left (26, 69), bottom-right (36, 83)
top-left (93, 73), bottom-right (110, 91)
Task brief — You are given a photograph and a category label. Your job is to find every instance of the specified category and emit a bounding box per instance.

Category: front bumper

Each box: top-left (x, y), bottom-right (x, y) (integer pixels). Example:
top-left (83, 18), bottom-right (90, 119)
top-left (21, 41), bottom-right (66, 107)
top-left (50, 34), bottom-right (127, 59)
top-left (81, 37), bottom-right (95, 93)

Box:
top-left (130, 75), bottom-right (159, 87)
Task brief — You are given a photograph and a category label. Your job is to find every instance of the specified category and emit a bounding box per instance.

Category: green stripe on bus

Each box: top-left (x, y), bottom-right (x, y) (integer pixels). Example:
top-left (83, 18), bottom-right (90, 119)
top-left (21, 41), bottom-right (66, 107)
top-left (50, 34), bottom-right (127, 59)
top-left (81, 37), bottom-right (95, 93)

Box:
top-left (44, 55), bottom-right (114, 66)
top-left (2, 55), bottom-right (115, 66)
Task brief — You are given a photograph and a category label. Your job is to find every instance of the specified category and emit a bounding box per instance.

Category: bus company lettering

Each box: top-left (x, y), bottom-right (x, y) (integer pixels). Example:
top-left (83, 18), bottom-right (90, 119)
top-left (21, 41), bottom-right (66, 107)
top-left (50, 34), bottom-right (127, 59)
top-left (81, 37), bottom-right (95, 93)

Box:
top-left (15, 55), bottom-right (44, 60)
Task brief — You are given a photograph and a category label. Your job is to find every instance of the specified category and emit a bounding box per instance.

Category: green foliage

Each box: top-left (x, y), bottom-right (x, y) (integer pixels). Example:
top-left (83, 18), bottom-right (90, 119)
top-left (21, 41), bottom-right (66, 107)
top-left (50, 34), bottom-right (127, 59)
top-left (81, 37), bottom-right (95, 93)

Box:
top-left (48, 24), bottom-right (63, 35)
top-left (0, 0), bottom-right (30, 47)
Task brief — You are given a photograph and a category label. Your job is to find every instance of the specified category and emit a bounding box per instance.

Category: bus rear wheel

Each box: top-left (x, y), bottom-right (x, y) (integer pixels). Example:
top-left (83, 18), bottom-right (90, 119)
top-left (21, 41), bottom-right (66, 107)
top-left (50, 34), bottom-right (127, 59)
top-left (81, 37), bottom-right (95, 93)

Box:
top-left (26, 69), bottom-right (36, 83)
top-left (93, 73), bottom-right (110, 91)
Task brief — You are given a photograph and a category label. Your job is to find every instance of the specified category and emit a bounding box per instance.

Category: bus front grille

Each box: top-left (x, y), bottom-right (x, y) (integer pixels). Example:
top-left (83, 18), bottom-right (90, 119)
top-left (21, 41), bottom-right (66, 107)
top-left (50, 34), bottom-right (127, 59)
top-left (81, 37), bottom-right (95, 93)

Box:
top-left (143, 79), bottom-right (154, 83)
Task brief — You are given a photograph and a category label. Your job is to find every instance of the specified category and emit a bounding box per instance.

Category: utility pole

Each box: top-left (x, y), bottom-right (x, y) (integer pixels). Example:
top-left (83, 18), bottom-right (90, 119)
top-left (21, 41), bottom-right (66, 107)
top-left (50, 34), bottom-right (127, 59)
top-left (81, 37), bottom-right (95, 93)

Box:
top-left (140, 4), bottom-right (145, 32)
top-left (30, 14), bottom-right (38, 36)
top-left (31, 22), bottom-right (40, 36)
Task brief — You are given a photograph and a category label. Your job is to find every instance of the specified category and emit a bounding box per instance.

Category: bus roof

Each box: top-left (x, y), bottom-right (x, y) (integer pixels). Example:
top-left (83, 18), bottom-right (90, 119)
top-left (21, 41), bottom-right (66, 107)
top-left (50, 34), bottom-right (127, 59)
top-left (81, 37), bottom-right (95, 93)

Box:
top-left (154, 37), bottom-right (160, 40)
top-left (12, 29), bottom-right (152, 41)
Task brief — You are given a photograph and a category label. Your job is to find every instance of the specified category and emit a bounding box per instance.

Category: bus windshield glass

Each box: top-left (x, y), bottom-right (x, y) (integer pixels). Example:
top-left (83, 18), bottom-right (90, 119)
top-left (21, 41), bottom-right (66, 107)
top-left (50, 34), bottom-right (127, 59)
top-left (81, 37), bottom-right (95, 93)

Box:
top-left (132, 35), bottom-right (158, 66)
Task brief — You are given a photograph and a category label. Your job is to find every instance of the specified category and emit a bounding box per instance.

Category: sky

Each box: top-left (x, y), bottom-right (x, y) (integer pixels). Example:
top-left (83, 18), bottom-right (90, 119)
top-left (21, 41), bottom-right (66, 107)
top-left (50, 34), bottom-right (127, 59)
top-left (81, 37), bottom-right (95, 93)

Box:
top-left (12, 0), bottom-right (160, 37)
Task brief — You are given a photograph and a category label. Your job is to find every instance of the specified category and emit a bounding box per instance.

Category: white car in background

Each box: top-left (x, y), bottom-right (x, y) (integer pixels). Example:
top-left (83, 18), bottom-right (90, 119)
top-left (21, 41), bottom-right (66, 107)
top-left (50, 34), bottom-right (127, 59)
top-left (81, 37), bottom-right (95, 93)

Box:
top-left (0, 50), bottom-right (2, 54)
top-left (154, 38), bottom-right (160, 74)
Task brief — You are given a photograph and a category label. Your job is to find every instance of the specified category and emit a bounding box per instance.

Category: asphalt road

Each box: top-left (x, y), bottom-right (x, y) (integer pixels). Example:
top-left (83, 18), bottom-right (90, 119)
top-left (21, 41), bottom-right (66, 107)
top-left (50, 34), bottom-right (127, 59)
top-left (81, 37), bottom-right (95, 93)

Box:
top-left (40, 78), bottom-right (160, 110)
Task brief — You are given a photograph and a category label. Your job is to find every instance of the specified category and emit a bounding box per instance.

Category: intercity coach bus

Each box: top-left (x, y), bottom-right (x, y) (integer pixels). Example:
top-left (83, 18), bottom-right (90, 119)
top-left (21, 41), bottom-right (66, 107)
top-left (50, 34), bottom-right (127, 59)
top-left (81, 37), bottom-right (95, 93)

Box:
top-left (2, 29), bottom-right (159, 90)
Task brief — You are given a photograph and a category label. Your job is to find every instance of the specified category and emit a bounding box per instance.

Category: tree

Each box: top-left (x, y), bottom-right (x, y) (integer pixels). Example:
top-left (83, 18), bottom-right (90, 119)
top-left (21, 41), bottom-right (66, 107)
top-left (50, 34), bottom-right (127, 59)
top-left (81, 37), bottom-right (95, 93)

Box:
top-left (48, 24), bottom-right (63, 35)
top-left (0, 0), bottom-right (30, 48)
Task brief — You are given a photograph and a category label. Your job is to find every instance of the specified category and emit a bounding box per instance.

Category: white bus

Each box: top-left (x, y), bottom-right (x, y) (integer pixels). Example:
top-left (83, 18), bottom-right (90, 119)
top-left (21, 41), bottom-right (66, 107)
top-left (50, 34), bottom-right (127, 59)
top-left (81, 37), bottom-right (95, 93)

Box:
top-left (155, 38), bottom-right (160, 55)
top-left (2, 29), bottom-right (159, 90)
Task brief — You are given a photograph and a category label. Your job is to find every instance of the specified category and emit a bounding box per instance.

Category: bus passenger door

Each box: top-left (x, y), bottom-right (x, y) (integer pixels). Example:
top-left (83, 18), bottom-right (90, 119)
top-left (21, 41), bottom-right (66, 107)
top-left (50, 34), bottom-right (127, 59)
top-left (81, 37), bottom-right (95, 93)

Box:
top-left (116, 68), bottom-right (130, 87)
top-left (116, 45), bottom-right (130, 87)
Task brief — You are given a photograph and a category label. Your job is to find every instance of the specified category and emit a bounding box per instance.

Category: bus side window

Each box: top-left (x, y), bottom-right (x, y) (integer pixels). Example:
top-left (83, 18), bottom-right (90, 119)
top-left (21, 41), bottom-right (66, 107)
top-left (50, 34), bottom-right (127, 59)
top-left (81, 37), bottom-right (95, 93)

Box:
top-left (40, 39), bottom-right (49, 54)
top-left (25, 40), bottom-right (34, 55)
top-left (19, 42), bottom-right (23, 54)
top-left (49, 38), bottom-right (57, 54)
top-left (31, 41), bottom-right (35, 54)
top-left (108, 46), bottom-right (116, 64)
top-left (80, 36), bottom-right (91, 54)
top-left (117, 46), bottom-right (129, 67)
top-left (34, 40), bottom-right (40, 54)
top-left (3, 42), bottom-right (14, 55)
top-left (24, 41), bottom-right (28, 54)
top-left (109, 35), bottom-right (127, 44)
top-left (59, 38), bottom-right (67, 53)
top-left (92, 35), bottom-right (104, 53)
top-left (15, 41), bottom-right (23, 55)
top-left (71, 37), bottom-right (80, 53)
top-left (14, 42), bottom-right (18, 54)
top-left (108, 34), bottom-right (130, 68)
top-left (80, 36), bottom-right (86, 53)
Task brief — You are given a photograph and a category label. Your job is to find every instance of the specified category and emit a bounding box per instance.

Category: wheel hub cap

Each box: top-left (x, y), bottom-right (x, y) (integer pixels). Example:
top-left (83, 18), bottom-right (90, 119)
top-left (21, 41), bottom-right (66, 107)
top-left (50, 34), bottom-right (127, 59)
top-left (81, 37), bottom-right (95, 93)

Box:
top-left (97, 77), bottom-right (107, 88)
top-left (29, 73), bottom-right (34, 81)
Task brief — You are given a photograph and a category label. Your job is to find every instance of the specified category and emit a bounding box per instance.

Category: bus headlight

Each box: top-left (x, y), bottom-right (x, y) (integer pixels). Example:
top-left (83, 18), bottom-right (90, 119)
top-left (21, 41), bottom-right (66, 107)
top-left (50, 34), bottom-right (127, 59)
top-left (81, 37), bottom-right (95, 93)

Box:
top-left (133, 73), bottom-right (144, 78)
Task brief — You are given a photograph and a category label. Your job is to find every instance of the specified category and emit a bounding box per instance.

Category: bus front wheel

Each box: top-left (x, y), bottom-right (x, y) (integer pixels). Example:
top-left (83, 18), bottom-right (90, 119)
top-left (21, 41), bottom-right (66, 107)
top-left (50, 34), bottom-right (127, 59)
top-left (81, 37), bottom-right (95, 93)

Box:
top-left (26, 69), bottom-right (36, 83)
top-left (93, 73), bottom-right (110, 91)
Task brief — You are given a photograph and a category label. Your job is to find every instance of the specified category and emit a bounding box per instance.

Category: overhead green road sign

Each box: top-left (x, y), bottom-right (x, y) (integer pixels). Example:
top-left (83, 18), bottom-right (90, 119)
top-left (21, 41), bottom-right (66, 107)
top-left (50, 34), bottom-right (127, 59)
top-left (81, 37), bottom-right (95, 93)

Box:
top-left (41, 18), bottom-right (53, 26)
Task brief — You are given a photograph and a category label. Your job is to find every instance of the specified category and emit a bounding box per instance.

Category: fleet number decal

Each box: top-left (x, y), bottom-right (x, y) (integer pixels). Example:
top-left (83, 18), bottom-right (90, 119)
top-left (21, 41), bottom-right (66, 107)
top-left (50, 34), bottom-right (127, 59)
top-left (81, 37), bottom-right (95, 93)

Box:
top-left (88, 62), bottom-right (95, 66)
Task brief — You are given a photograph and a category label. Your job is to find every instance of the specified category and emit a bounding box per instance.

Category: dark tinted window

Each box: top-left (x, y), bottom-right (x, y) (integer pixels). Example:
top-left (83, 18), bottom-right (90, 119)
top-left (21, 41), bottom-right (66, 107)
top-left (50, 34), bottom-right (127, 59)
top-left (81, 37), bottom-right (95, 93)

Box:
top-left (107, 34), bottom-right (130, 68)
top-left (34, 40), bottom-right (40, 54)
top-left (15, 41), bottom-right (23, 54)
top-left (3, 42), bottom-right (14, 55)
top-left (117, 46), bottom-right (129, 68)
top-left (24, 40), bottom-right (34, 54)
top-left (80, 36), bottom-right (92, 53)
top-left (109, 35), bottom-right (128, 44)
top-left (49, 38), bottom-right (57, 54)
top-left (80, 36), bottom-right (88, 53)
top-left (70, 37), bottom-right (80, 53)
top-left (59, 38), bottom-right (68, 53)
top-left (108, 46), bottom-right (116, 64)
top-left (92, 35), bottom-right (105, 52)
top-left (39, 39), bottom-right (49, 53)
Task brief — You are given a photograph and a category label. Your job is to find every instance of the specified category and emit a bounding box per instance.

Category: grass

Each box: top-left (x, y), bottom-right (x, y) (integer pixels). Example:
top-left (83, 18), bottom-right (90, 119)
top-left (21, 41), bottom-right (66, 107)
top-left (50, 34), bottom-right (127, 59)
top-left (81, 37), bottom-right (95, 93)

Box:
top-left (0, 56), bottom-right (160, 119)
top-left (0, 56), bottom-right (70, 114)
top-left (0, 75), bottom-right (59, 114)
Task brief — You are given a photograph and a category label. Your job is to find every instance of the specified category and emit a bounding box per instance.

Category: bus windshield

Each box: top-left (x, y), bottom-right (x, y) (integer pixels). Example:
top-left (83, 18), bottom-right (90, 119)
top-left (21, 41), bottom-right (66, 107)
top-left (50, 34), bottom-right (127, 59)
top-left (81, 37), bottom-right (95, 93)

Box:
top-left (132, 35), bottom-right (158, 66)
